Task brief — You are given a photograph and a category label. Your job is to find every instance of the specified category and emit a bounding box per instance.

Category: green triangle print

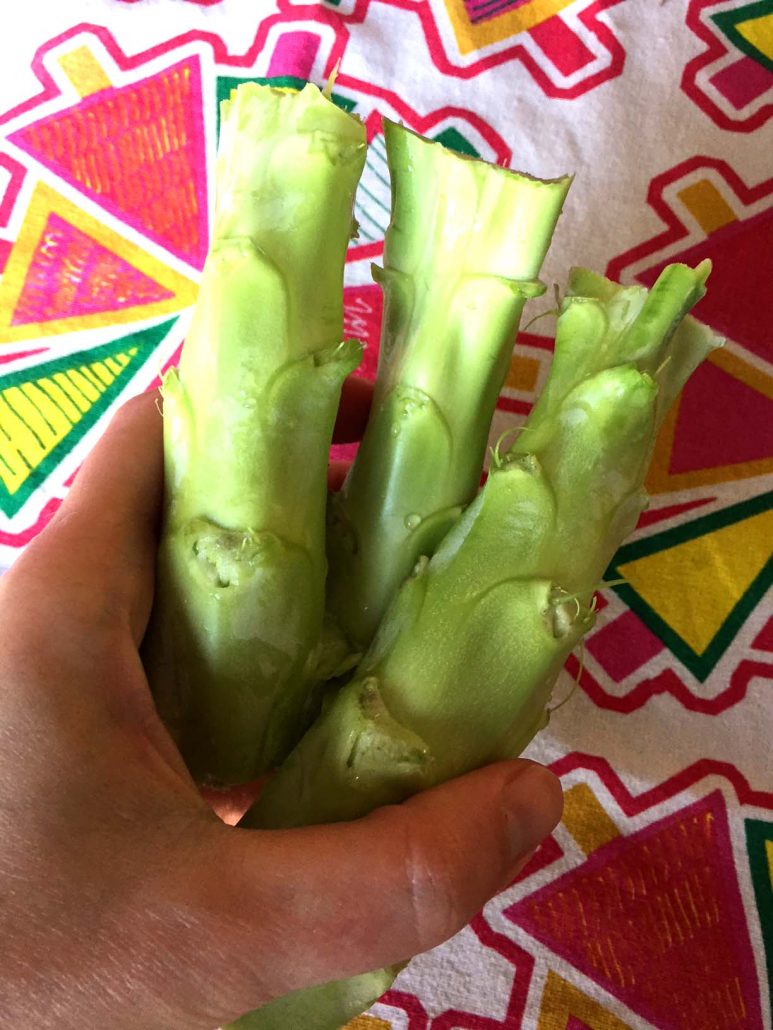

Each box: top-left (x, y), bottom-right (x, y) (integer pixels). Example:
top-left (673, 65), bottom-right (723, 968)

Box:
top-left (745, 819), bottom-right (773, 1014)
top-left (0, 318), bottom-right (176, 519)
top-left (607, 493), bottom-right (773, 682)
top-left (432, 127), bottom-right (480, 157)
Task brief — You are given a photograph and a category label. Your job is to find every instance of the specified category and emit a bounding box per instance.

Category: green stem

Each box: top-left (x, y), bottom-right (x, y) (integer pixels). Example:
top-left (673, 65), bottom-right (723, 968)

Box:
top-left (326, 121), bottom-right (571, 649)
top-left (142, 84), bottom-right (366, 784)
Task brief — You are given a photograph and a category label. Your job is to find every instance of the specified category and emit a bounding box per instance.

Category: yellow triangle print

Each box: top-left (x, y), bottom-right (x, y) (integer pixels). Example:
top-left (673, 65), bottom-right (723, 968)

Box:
top-left (57, 44), bottom-right (113, 98)
top-left (737, 11), bottom-right (773, 62)
top-left (0, 345), bottom-right (135, 497)
top-left (538, 970), bottom-right (633, 1030)
top-left (0, 181), bottom-right (197, 345)
top-left (0, 319), bottom-right (174, 519)
top-left (677, 178), bottom-right (737, 235)
top-left (561, 783), bottom-right (621, 856)
top-left (618, 509), bottom-right (773, 656)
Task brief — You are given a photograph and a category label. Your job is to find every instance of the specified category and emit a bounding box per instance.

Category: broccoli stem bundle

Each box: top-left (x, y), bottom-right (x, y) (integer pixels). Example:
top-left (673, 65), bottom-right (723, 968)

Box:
top-left (326, 120), bottom-right (571, 650)
top-left (141, 79), bottom-right (722, 1030)
top-left (244, 259), bottom-right (717, 828)
top-left (233, 261), bottom-right (720, 1029)
top-left (141, 84), bottom-right (366, 784)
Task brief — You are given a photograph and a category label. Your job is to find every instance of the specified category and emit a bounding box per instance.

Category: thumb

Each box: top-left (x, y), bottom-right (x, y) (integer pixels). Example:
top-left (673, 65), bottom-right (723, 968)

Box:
top-left (199, 760), bottom-right (561, 1013)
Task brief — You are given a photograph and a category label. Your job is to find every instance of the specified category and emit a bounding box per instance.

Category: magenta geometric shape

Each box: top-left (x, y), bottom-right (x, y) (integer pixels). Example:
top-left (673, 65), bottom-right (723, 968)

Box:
top-left (505, 791), bottom-right (763, 1030)
top-left (709, 55), bottom-right (773, 110)
top-left (9, 57), bottom-right (209, 269)
top-left (267, 31), bottom-right (321, 79)
top-left (11, 212), bottom-right (172, 325)
top-left (530, 15), bottom-right (595, 76)
top-left (670, 359), bottom-right (773, 473)
top-left (586, 609), bottom-right (664, 682)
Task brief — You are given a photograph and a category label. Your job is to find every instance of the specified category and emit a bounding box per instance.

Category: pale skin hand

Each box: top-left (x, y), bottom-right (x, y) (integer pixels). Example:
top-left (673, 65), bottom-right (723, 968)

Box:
top-left (0, 385), bottom-right (563, 1029)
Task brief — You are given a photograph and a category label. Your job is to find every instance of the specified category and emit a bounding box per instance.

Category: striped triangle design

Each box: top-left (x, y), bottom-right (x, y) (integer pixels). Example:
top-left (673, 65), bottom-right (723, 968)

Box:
top-left (0, 318), bottom-right (176, 518)
top-left (745, 818), bottom-right (773, 1015)
top-left (0, 183), bottom-right (197, 344)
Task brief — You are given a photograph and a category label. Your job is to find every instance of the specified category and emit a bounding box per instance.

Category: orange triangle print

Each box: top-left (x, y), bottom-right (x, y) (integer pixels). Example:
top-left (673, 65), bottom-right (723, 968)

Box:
top-left (0, 182), bottom-right (198, 345)
top-left (646, 347), bottom-right (773, 494)
top-left (538, 971), bottom-right (633, 1030)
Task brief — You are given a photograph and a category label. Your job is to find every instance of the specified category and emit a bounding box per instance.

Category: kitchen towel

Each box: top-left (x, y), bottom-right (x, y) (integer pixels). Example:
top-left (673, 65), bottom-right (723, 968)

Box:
top-left (0, 1), bottom-right (771, 1027)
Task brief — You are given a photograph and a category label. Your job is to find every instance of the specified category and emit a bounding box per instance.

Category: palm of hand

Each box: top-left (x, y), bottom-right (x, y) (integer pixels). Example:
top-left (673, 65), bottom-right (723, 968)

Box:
top-left (0, 388), bottom-right (560, 1029)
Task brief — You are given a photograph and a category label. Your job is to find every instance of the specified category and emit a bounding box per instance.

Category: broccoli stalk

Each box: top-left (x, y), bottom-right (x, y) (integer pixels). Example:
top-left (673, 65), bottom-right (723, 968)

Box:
top-left (141, 83), bottom-right (366, 784)
top-left (227, 967), bottom-right (403, 1030)
top-left (231, 261), bottom-right (720, 1029)
top-left (327, 121), bottom-right (571, 649)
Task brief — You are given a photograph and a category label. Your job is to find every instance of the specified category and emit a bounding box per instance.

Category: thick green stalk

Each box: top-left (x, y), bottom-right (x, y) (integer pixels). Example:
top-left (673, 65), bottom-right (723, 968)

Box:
top-left (228, 967), bottom-right (402, 1030)
top-left (326, 121), bottom-right (571, 649)
top-left (231, 262), bottom-right (720, 1029)
top-left (141, 83), bottom-right (366, 784)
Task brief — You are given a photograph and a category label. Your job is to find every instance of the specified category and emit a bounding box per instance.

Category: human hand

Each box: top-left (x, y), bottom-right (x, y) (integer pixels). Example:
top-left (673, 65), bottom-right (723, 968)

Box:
top-left (0, 384), bottom-right (562, 1029)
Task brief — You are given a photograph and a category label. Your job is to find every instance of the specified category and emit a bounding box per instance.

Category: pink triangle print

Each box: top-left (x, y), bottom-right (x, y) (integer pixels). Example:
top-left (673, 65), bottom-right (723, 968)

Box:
top-left (12, 212), bottom-right (173, 325)
top-left (9, 56), bottom-right (209, 269)
top-left (670, 360), bottom-right (773, 473)
top-left (505, 791), bottom-right (762, 1030)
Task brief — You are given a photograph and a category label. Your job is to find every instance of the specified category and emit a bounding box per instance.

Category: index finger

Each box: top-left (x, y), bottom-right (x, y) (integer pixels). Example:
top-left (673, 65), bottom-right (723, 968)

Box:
top-left (4, 390), bottom-right (163, 646)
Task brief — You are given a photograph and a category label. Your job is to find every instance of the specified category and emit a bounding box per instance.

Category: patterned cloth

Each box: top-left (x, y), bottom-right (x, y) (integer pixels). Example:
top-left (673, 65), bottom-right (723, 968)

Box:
top-left (0, 1), bottom-right (771, 1027)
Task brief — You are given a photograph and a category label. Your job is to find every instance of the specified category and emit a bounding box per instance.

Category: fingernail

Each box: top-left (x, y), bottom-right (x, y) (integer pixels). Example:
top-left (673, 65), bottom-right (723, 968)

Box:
top-left (500, 845), bottom-right (538, 893)
top-left (502, 762), bottom-right (563, 860)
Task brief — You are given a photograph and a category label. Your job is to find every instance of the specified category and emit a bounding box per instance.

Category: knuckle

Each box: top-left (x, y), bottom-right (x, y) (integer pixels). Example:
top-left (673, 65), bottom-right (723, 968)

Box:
top-left (395, 816), bottom-right (469, 953)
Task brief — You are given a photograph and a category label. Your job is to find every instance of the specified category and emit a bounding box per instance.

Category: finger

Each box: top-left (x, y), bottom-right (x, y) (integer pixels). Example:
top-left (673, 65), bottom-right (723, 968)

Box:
top-left (194, 760), bottom-right (562, 1009)
top-left (5, 391), bottom-right (162, 646)
top-left (7, 377), bottom-right (370, 645)
top-left (333, 376), bottom-right (372, 443)
top-left (328, 459), bottom-right (351, 492)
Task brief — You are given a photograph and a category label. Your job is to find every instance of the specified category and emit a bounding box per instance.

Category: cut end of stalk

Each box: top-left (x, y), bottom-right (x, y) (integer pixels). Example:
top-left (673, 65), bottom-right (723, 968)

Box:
top-left (383, 118), bottom-right (572, 188)
top-left (381, 118), bottom-right (572, 282)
